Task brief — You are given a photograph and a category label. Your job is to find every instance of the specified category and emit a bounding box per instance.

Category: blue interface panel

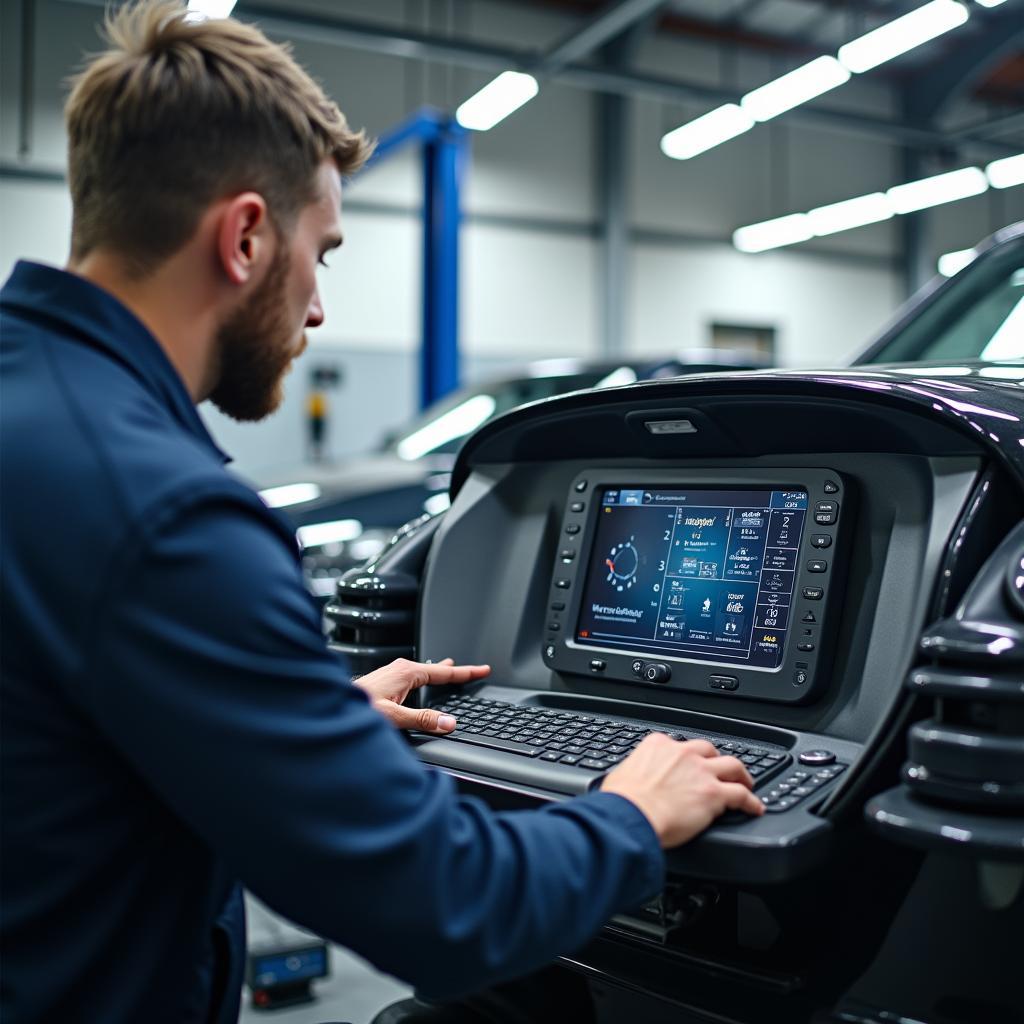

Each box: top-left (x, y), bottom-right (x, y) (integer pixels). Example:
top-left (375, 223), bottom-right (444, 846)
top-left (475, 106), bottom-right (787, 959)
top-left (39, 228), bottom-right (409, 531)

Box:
top-left (574, 487), bottom-right (808, 670)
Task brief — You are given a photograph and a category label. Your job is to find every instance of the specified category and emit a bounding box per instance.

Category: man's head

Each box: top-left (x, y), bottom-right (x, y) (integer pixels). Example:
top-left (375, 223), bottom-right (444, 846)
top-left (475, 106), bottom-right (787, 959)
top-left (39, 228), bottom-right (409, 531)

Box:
top-left (65, 2), bottom-right (371, 419)
top-left (66, 1), bottom-right (369, 273)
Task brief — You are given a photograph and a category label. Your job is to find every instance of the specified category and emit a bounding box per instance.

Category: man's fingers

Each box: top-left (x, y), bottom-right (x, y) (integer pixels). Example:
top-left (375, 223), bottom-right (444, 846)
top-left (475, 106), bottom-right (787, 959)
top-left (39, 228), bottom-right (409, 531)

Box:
top-left (707, 755), bottom-right (754, 787)
top-left (720, 781), bottom-right (765, 816)
top-left (681, 739), bottom-right (719, 758)
top-left (389, 704), bottom-right (458, 734)
top-left (412, 661), bottom-right (491, 688)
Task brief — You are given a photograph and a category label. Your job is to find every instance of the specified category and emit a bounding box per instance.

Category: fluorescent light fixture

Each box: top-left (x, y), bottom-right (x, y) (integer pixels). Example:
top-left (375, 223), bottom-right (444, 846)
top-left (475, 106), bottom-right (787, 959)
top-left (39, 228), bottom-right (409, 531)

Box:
top-left (979, 365), bottom-right (1024, 380)
top-left (185, 0), bottom-right (237, 19)
top-left (807, 192), bottom-right (893, 236)
top-left (296, 519), bottom-right (363, 549)
top-left (838, 0), bottom-right (969, 74)
top-left (887, 166), bottom-right (988, 214)
top-left (981, 298), bottom-right (1024, 360)
top-left (986, 153), bottom-right (1024, 190)
top-left (733, 213), bottom-right (812, 253)
top-left (456, 72), bottom-right (538, 131)
top-left (660, 104), bottom-right (754, 160)
top-left (259, 482), bottom-right (321, 508)
top-left (594, 366), bottom-right (638, 389)
top-left (528, 358), bottom-right (582, 377)
top-left (423, 493), bottom-right (452, 516)
top-left (890, 365), bottom-right (973, 376)
top-left (974, 0), bottom-right (1008, 6)
top-left (395, 394), bottom-right (496, 461)
top-left (741, 57), bottom-right (850, 122)
top-left (937, 248), bottom-right (977, 276)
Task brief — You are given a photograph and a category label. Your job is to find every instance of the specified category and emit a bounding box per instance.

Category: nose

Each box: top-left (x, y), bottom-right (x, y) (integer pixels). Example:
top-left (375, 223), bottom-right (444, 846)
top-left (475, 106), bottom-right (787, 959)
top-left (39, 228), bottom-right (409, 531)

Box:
top-left (306, 286), bottom-right (324, 329)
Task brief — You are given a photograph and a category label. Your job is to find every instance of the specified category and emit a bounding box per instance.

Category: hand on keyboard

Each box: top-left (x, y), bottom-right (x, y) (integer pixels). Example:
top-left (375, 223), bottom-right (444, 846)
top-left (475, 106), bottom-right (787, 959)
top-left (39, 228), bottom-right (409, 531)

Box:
top-left (353, 658), bottom-right (491, 734)
top-left (600, 734), bottom-right (764, 848)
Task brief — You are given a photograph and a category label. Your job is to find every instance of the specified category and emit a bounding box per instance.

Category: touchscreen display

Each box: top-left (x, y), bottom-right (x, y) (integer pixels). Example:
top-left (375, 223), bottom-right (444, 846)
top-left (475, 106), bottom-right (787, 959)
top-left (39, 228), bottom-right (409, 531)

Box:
top-left (574, 487), bottom-right (808, 670)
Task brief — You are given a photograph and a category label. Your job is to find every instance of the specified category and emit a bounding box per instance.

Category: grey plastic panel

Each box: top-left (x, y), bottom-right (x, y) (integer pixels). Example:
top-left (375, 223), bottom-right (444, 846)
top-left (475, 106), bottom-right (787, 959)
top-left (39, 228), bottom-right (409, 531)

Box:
top-left (419, 454), bottom-right (980, 744)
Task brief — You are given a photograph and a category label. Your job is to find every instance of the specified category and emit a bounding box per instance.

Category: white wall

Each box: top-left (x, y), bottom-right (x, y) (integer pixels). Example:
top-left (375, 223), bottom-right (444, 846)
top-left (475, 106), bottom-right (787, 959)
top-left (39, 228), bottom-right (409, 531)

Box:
top-left (2, 0), bottom-right (1021, 477)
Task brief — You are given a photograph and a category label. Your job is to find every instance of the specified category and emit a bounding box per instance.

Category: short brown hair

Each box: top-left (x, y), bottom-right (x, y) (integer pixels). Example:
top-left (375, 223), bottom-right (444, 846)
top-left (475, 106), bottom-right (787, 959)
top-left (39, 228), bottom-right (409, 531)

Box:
top-left (65, 1), bottom-right (372, 275)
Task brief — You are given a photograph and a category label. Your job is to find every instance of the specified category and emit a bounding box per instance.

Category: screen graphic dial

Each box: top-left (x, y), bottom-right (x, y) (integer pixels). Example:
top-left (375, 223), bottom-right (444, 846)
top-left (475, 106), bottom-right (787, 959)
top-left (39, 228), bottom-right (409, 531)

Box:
top-left (605, 538), bottom-right (639, 591)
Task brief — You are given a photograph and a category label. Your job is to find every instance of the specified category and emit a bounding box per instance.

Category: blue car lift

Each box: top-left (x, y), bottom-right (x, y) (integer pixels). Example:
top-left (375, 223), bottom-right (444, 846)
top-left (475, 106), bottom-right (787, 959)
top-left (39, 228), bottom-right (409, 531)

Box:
top-left (364, 108), bottom-right (469, 410)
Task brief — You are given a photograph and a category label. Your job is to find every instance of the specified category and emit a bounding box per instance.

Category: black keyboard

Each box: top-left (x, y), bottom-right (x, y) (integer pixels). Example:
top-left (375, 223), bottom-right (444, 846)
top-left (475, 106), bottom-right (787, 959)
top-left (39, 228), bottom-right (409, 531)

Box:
top-left (433, 696), bottom-right (790, 781)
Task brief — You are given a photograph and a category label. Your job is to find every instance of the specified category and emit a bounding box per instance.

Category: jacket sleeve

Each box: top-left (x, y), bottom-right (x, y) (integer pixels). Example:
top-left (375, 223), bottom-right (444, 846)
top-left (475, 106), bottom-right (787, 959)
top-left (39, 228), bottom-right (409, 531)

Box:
top-left (80, 491), bottom-right (664, 997)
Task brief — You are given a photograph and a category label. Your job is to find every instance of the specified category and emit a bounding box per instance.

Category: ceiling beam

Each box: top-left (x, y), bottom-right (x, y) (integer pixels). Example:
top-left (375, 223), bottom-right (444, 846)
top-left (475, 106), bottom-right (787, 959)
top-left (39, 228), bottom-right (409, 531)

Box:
top-left (903, 10), bottom-right (1024, 125)
top-left (54, 0), bottom-right (1021, 156)
top-left (538, 0), bottom-right (668, 74)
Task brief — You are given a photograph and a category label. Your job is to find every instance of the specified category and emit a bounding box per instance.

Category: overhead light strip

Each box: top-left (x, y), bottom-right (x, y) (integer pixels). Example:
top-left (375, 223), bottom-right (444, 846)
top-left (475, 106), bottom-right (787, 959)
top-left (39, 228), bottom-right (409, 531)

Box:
top-left (185, 0), bottom-right (237, 20)
top-left (837, 0), bottom-right (969, 74)
top-left (733, 154), bottom-right (1022, 253)
top-left (661, 0), bottom-right (972, 161)
top-left (455, 70), bottom-right (538, 131)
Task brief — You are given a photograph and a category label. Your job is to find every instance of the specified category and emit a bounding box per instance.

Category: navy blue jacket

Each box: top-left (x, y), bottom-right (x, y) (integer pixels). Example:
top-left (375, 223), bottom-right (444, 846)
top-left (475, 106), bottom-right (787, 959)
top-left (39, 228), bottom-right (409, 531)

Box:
top-left (0, 262), bottom-right (664, 1023)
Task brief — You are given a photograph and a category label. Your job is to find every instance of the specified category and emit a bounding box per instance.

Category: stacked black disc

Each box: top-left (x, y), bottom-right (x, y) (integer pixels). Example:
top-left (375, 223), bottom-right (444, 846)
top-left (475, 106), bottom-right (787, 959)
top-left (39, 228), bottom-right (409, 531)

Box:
top-left (324, 514), bottom-right (442, 677)
top-left (867, 521), bottom-right (1024, 859)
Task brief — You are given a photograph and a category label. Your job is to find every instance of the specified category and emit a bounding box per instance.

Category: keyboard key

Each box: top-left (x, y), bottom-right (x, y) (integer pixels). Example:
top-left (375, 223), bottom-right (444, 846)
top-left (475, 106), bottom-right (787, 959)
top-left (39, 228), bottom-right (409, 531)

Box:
top-left (579, 758), bottom-right (610, 771)
top-left (540, 751), bottom-right (561, 761)
top-left (559, 754), bottom-right (581, 765)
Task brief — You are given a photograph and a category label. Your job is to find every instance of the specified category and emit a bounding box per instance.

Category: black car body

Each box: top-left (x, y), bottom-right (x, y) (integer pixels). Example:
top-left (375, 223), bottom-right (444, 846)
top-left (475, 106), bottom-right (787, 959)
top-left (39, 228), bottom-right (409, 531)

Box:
top-left (325, 225), bottom-right (1023, 1022)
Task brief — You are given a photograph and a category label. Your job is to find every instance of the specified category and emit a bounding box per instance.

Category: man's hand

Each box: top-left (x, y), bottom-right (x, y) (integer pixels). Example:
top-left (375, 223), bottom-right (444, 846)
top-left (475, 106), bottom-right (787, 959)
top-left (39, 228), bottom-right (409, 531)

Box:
top-left (353, 657), bottom-right (490, 734)
top-left (601, 734), bottom-right (763, 848)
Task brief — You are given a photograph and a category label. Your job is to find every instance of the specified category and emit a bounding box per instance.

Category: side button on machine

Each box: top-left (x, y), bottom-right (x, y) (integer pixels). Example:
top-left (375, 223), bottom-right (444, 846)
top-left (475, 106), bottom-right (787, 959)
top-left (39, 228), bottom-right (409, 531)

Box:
top-left (643, 663), bottom-right (671, 684)
top-left (813, 500), bottom-right (838, 525)
top-left (810, 534), bottom-right (832, 548)
top-left (709, 674), bottom-right (739, 691)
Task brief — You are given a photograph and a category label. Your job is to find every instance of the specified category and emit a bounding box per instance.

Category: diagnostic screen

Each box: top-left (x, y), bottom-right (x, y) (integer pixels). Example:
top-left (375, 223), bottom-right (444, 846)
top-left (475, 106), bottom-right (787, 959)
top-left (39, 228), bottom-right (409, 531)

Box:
top-left (574, 487), bottom-right (808, 669)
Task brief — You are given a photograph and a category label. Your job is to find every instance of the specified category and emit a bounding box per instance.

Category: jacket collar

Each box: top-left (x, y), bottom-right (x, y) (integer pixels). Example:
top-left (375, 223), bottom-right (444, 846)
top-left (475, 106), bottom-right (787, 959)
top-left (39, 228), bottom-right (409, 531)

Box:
top-left (1, 260), bottom-right (230, 463)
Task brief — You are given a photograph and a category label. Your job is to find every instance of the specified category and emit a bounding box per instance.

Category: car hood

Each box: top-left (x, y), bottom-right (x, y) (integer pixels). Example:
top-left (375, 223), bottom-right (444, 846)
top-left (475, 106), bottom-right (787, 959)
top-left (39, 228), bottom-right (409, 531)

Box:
top-left (451, 360), bottom-right (1024, 494)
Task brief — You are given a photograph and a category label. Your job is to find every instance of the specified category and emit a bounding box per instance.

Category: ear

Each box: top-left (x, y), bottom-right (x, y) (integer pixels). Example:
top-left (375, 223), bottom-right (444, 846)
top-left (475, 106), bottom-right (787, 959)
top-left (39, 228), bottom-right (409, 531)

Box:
top-left (216, 192), bottom-right (271, 286)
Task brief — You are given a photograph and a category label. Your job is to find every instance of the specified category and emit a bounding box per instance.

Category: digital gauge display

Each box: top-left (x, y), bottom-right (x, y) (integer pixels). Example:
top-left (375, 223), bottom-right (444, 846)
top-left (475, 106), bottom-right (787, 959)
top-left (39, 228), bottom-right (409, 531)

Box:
top-left (574, 487), bottom-right (808, 670)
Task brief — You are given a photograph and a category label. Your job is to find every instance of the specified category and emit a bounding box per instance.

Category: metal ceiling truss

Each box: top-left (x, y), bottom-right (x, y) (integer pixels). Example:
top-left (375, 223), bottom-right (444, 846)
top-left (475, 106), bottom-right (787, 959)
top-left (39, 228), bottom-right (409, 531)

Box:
top-left (233, 0), bottom-right (1019, 155)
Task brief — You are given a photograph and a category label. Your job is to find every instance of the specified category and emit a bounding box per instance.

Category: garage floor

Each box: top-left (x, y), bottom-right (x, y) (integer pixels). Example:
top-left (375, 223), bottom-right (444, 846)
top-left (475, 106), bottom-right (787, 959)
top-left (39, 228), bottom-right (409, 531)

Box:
top-left (240, 896), bottom-right (412, 1024)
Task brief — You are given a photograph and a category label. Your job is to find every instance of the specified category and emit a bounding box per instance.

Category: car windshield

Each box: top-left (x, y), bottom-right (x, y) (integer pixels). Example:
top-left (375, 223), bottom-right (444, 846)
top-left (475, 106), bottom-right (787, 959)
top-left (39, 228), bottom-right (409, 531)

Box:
top-left (384, 367), bottom-right (634, 459)
top-left (861, 239), bottom-right (1024, 364)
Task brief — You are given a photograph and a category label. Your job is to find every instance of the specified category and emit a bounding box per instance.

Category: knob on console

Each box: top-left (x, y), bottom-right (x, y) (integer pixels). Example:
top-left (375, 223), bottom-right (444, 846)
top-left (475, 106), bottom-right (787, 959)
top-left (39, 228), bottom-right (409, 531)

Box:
top-left (643, 662), bottom-right (672, 684)
top-left (798, 749), bottom-right (836, 766)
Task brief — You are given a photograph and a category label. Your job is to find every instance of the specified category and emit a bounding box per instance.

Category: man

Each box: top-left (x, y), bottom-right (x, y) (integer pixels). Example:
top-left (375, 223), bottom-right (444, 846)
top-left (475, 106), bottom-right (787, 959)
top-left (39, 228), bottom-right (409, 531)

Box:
top-left (0, 4), bottom-right (762, 1022)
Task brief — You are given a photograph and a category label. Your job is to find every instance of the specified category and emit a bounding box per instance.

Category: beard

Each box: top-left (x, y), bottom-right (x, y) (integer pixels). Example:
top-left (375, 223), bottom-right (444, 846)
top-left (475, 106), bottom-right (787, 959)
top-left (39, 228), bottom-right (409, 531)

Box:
top-left (209, 246), bottom-right (307, 422)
